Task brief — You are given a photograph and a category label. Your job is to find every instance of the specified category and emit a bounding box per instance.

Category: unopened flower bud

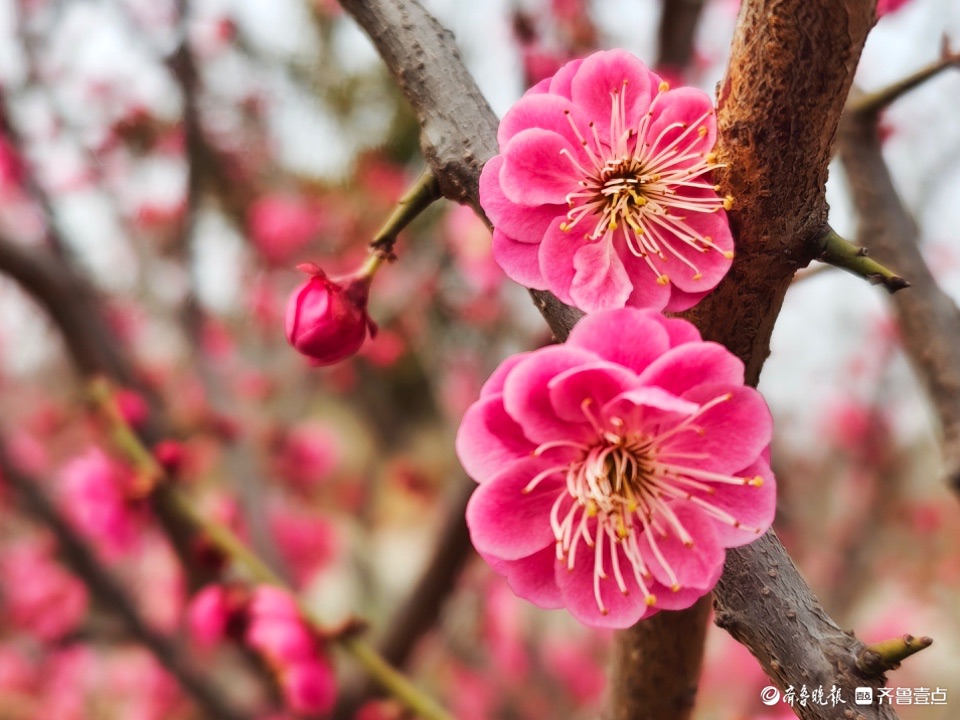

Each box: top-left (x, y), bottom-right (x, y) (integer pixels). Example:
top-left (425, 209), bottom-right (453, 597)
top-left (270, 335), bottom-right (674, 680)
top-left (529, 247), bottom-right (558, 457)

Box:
top-left (285, 263), bottom-right (378, 366)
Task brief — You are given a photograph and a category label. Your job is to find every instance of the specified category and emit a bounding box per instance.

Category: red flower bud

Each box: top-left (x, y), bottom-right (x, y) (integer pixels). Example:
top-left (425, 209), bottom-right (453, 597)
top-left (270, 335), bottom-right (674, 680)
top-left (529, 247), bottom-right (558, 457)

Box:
top-left (285, 265), bottom-right (376, 365)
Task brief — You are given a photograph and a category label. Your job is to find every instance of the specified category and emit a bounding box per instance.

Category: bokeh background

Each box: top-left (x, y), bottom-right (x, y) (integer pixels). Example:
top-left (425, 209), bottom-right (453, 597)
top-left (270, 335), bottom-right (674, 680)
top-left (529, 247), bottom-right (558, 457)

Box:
top-left (0, 0), bottom-right (959, 718)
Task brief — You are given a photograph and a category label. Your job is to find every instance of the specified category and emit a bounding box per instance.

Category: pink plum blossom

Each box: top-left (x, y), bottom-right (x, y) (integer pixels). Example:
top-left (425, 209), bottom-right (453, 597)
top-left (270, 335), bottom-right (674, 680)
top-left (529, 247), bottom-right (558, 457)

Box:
top-left (248, 194), bottom-right (324, 266)
top-left (0, 539), bottom-right (88, 641)
top-left (245, 586), bottom-right (339, 713)
top-left (271, 421), bottom-right (339, 491)
top-left (58, 447), bottom-right (144, 559)
top-left (279, 657), bottom-right (338, 715)
top-left (456, 308), bottom-right (775, 628)
top-left (286, 262), bottom-right (378, 366)
top-left (480, 49), bottom-right (734, 313)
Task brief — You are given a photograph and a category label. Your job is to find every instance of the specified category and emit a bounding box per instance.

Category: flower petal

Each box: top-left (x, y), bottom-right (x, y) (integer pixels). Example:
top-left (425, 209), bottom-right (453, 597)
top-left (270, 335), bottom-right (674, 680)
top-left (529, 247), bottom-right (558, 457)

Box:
top-left (566, 307), bottom-right (672, 373)
top-left (456, 394), bottom-right (536, 482)
top-left (692, 457), bottom-right (776, 548)
top-left (615, 244), bottom-right (671, 311)
top-left (547, 362), bottom-right (641, 424)
top-left (602, 387), bottom-right (699, 428)
top-left (466, 457), bottom-right (567, 561)
top-left (663, 384), bottom-right (773, 474)
top-left (538, 217), bottom-right (579, 305)
top-left (501, 345), bottom-right (600, 444)
top-left (637, 341), bottom-right (745, 396)
top-left (481, 353), bottom-right (531, 398)
top-left (664, 286), bottom-right (713, 313)
top-left (639, 504), bottom-right (724, 592)
top-left (644, 87), bottom-right (716, 163)
top-left (570, 49), bottom-right (657, 140)
top-left (555, 522), bottom-right (656, 629)
top-left (484, 545), bottom-right (564, 609)
top-left (493, 230), bottom-right (547, 288)
top-left (497, 93), bottom-right (589, 150)
top-left (480, 156), bottom-right (562, 243)
top-left (500, 129), bottom-right (580, 206)
top-left (652, 206), bottom-right (733, 293)
top-left (570, 238), bottom-right (633, 312)
top-left (548, 57), bottom-right (585, 98)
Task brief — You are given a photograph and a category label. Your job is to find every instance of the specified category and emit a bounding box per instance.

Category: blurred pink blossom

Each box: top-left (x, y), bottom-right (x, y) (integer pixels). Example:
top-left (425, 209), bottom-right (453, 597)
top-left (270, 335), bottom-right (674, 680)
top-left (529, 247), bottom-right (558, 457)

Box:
top-left (269, 508), bottom-right (339, 587)
top-left (248, 194), bottom-right (324, 266)
top-left (58, 447), bottom-right (145, 559)
top-left (0, 539), bottom-right (88, 642)
top-left (272, 421), bottom-right (339, 491)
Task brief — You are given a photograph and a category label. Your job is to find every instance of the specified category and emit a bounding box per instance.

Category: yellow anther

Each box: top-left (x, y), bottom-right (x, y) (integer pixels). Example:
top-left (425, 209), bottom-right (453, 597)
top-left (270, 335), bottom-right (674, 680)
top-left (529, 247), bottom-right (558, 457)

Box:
top-left (698, 126), bottom-right (707, 137)
top-left (693, 273), bottom-right (703, 280)
top-left (723, 194), bottom-right (735, 210)
top-left (748, 476), bottom-right (765, 488)
top-left (713, 184), bottom-right (722, 192)
top-left (609, 220), bottom-right (618, 230)
top-left (658, 80), bottom-right (670, 92)
top-left (645, 594), bottom-right (657, 606)
top-left (671, 584), bottom-right (681, 592)
top-left (560, 222), bottom-right (570, 232)
top-left (656, 274), bottom-right (670, 286)
top-left (722, 250), bottom-right (735, 260)
top-left (705, 152), bottom-right (718, 164)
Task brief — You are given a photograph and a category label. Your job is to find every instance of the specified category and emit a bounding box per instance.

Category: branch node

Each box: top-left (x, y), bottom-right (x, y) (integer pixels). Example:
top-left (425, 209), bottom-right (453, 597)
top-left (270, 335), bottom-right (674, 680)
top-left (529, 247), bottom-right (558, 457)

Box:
top-left (857, 634), bottom-right (933, 676)
top-left (817, 227), bottom-right (910, 294)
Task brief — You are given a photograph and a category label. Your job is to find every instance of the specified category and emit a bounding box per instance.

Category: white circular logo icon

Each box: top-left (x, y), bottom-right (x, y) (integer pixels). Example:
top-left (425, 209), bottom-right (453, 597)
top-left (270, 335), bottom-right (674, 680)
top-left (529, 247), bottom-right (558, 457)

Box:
top-left (760, 686), bottom-right (781, 706)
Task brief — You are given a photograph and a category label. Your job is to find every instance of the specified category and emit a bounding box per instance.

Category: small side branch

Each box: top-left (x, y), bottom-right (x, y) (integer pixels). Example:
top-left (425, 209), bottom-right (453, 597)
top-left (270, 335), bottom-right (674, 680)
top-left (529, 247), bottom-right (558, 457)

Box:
top-left (858, 635), bottom-right (933, 676)
top-left (371, 169), bottom-right (441, 253)
top-left (816, 227), bottom-right (910, 293)
top-left (847, 37), bottom-right (960, 118)
top-left (839, 98), bottom-right (960, 492)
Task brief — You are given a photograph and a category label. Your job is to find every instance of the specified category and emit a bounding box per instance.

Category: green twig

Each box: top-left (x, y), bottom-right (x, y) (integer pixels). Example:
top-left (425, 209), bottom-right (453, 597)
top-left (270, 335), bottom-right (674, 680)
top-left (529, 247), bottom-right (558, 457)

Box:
top-left (89, 379), bottom-right (458, 720)
top-left (858, 634), bottom-right (933, 676)
top-left (816, 227), bottom-right (909, 293)
top-left (848, 37), bottom-right (960, 117)
top-left (370, 169), bottom-right (441, 253)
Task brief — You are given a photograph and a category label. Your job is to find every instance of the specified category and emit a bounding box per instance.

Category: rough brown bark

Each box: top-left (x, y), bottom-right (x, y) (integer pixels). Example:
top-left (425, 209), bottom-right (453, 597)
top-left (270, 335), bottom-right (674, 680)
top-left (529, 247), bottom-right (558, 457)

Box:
top-left (608, 596), bottom-right (711, 720)
top-left (838, 108), bottom-right (960, 492)
top-left (337, 0), bottom-right (902, 717)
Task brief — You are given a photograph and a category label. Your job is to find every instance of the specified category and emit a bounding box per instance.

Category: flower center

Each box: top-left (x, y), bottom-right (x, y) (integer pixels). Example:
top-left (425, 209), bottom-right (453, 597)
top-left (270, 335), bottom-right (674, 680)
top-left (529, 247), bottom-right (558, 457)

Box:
top-left (557, 81), bottom-right (735, 284)
top-left (524, 395), bottom-right (764, 616)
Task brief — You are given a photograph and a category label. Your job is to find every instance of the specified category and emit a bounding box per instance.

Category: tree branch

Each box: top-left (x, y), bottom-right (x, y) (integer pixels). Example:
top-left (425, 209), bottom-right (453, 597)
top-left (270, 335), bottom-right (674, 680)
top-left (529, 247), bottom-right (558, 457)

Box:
top-left (608, 596), bottom-right (711, 720)
top-left (336, 0), bottom-right (902, 718)
top-left (335, 476), bottom-right (474, 716)
top-left (846, 37), bottom-right (960, 117)
top-left (0, 443), bottom-right (253, 720)
top-left (656, 0), bottom-right (707, 78)
top-left (838, 99), bottom-right (960, 492)
top-left (858, 635), bottom-right (933, 675)
top-left (816, 226), bottom-right (909, 293)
